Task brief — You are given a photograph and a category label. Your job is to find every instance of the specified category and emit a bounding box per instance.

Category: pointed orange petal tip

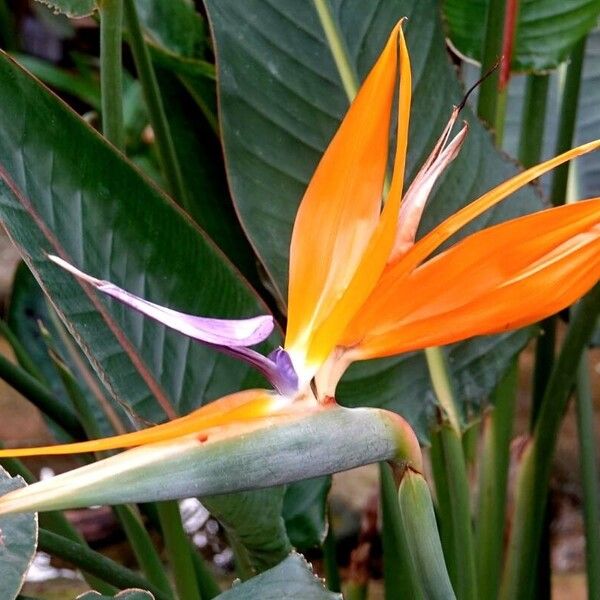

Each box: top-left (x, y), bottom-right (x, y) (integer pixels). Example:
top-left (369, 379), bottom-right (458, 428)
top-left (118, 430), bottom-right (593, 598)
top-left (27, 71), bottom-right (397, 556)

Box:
top-left (0, 389), bottom-right (286, 458)
top-left (285, 22), bottom-right (412, 378)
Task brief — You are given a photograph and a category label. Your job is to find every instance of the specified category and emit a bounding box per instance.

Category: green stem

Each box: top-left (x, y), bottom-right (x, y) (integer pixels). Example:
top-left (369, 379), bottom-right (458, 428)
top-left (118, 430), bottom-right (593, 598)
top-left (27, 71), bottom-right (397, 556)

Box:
top-left (438, 425), bottom-right (478, 600)
top-left (396, 469), bottom-right (456, 600)
top-left (38, 528), bottom-right (170, 600)
top-left (424, 347), bottom-right (462, 433)
top-left (123, 0), bottom-right (188, 207)
top-left (530, 318), bottom-right (556, 427)
top-left (379, 463), bottom-right (422, 599)
top-left (312, 0), bottom-right (359, 100)
top-left (501, 283), bottom-right (600, 599)
top-left (0, 0), bottom-right (17, 52)
top-left (0, 321), bottom-right (46, 382)
top-left (115, 505), bottom-right (174, 598)
top-left (99, 0), bottom-right (125, 149)
top-left (429, 430), bottom-right (457, 588)
top-left (322, 506), bottom-right (341, 593)
top-left (550, 36), bottom-right (586, 207)
top-left (494, 88), bottom-right (509, 148)
top-left (575, 355), bottom-right (600, 599)
top-left (477, 0), bottom-right (506, 136)
top-left (157, 501), bottom-right (202, 600)
top-left (188, 540), bottom-right (221, 599)
top-left (0, 353), bottom-right (83, 439)
top-left (518, 74), bottom-right (549, 168)
top-left (476, 362), bottom-right (517, 599)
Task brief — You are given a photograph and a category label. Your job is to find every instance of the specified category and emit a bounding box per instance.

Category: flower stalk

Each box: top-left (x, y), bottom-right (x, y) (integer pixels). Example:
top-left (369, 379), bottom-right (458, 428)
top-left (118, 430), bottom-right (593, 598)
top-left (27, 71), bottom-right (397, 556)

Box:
top-left (99, 0), bottom-right (125, 149)
top-left (576, 356), bottom-right (600, 599)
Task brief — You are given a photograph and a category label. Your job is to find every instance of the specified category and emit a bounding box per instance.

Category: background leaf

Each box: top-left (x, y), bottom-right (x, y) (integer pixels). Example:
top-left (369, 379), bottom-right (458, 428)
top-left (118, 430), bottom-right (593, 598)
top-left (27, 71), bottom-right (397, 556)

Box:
top-left (205, 0), bottom-right (543, 440)
top-left (443, 0), bottom-right (600, 71)
top-left (0, 467), bottom-right (38, 600)
top-left (215, 552), bottom-right (341, 599)
top-left (204, 489), bottom-right (291, 576)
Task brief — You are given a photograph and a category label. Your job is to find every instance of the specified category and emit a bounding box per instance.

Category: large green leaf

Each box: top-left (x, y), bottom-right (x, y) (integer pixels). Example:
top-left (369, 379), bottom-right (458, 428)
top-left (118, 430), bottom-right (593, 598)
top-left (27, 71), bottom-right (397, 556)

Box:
top-left (0, 467), bottom-right (38, 600)
top-left (216, 552), bottom-right (341, 599)
top-left (0, 51), bottom-right (288, 569)
top-left (205, 0), bottom-right (542, 440)
top-left (443, 0), bottom-right (600, 71)
top-left (155, 68), bottom-right (262, 292)
top-left (0, 50), bottom-right (271, 422)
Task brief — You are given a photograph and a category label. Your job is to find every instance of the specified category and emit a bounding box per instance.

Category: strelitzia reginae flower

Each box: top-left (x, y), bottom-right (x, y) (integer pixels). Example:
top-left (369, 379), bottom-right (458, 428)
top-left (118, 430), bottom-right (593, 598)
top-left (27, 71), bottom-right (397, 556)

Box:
top-left (0, 22), bottom-right (599, 514)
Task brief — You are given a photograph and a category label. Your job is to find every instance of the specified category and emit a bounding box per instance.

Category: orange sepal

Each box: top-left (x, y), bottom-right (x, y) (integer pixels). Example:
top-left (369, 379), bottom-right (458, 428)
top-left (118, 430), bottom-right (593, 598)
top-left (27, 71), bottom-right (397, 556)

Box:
top-left (285, 23), bottom-right (411, 372)
top-left (0, 389), bottom-right (282, 457)
top-left (345, 200), bottom-right (600, 358)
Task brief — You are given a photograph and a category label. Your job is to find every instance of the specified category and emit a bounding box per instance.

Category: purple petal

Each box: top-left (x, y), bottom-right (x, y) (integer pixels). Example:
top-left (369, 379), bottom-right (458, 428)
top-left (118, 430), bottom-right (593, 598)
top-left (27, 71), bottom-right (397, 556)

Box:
top-left (217, 345), bottom-right (298, 396)
top-left (48, 255), bottom-right (274, 347)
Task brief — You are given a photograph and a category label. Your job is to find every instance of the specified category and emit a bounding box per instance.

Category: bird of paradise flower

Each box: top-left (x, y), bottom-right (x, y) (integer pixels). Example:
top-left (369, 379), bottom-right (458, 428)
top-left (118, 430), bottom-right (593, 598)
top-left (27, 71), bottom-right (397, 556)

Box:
top-left (0, 23), bottom-right (598, 513)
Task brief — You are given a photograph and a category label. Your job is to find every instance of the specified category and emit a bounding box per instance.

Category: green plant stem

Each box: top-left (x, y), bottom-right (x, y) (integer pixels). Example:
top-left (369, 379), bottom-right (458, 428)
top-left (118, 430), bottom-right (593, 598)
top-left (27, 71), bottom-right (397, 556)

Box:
top-left (531, 318), bottom-right (556, 426)
top-left (123, 0), bottom-right (188, 208)
top-left (379, 463), bottom-right (421, 599)
top-left (437, 425), bottom-right (478, 600)
top-left (189, 541), bottom-right (221, 599)
top-left (501, 283), bottom-right (600, 600)
top-left (0, 353), bottom-right (83, 439)
top-left (115, 505), bottom-right (174, 597)
top-left (575, 355), bottom-right (600, 599)
top-left (38, 528), bottom-right (170, 600)
top-left (0, 321), bottom-right (46, 382)
top-left (0, 0), bottom-right (17, 52)
top-left (312, 0), bottom-right (358, 99)
top-left (477, 0), bottom-right (506, 136)
top-left (157, 501), bottom-right (202, 600)
top-left (494, 88), bottom-right (509, 147)
top-left (424, 347), bottom-right (462, 433)
top-left (429, 430), bottom-right (457, 588)
top-left (99, 0), bottom-right (125, 149)
top-left (475, 362), bottom-right (517, 599)
top-left (518, 74), bottom-right (549, 168)
top-left (322, 506), bottom-right (341, 593)
top-left (396, 468), bottom-right (456, 600)
top-left (550, 36), bottom-right (587, 207)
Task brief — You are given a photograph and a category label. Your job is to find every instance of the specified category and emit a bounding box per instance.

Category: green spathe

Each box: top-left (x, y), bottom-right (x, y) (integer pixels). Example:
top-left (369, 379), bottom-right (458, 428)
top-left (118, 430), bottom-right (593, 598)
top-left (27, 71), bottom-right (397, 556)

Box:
top-left (0, 406), bottom-right (421, 515)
